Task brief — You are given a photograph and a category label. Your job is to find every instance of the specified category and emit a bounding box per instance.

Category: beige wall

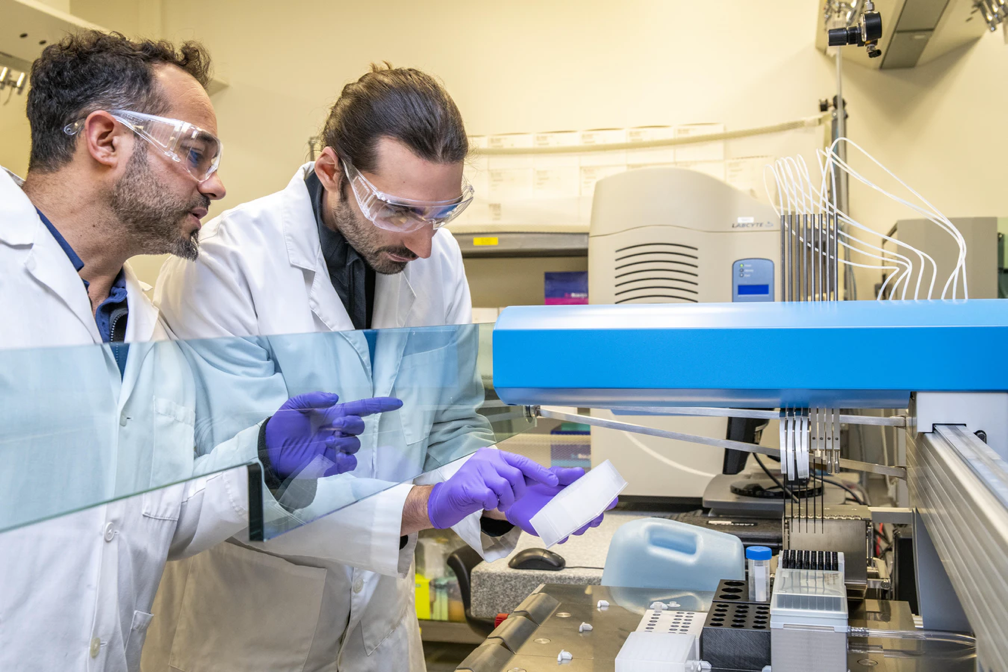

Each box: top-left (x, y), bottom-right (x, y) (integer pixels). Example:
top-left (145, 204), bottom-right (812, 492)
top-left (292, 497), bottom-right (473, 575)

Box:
top-left (2, 0), bottom-right (1006, 294)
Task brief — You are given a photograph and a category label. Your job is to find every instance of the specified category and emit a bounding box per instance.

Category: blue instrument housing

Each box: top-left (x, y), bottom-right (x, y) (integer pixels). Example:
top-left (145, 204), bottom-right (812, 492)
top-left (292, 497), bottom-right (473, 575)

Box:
top-left (492, 300), bottom-right (1008, 409)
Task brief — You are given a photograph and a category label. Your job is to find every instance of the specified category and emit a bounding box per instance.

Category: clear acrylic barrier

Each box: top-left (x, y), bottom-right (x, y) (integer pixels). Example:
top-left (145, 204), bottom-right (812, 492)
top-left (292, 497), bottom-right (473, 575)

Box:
top-left (0, 338), bottom-right (256, 534)
top-left (0, 322), bottom-right (534, 540)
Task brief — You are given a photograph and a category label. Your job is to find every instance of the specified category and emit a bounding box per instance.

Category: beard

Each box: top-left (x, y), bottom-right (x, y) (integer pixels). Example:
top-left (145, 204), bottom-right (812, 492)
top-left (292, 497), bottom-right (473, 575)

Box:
top-left (332, 199), bottom-right (417, 275)
top-left (109, 144), bottom-right (209, 261)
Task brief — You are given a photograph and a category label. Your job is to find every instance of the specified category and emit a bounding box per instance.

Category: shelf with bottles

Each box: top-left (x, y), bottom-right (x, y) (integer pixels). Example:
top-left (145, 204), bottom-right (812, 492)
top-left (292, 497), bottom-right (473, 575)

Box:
top-left (415, 530), bottom-right (466, 623)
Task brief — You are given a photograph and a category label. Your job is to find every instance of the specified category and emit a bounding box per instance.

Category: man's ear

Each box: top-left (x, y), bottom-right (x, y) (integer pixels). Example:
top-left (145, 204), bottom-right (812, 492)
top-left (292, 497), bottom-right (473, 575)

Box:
top-left (314, 147), bottom-right (344, 197)
top-left (81, 111), bottom-right (126, 170)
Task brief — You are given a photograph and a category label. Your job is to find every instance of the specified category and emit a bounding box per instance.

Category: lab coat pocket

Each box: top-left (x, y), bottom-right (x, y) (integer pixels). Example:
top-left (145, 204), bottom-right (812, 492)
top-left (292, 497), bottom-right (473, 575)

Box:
top-left (168, 541), bottom-right (326, 672)
top-left (124, 610), bottom-right (154, 672)
top-left (141, 398), bottom-right (196, 522)
top-left (394, 346), bottom-right (450, 446)
top-left (360, 571), bottom-right (412, 656)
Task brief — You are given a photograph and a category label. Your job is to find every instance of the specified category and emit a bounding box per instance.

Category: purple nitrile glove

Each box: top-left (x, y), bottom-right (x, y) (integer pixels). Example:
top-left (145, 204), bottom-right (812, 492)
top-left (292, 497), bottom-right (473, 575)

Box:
top-left (426, 448), bottom-right (559, 529)
top-left (265, 392), bottom-right (403, 479)
top-left (504, 467), bottom-right (619, 543)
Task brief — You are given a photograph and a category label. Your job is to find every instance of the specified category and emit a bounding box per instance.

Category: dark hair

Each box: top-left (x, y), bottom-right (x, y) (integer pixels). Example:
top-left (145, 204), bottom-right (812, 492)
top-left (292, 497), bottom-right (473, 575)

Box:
top-left (321, 63), bottom-right (468, 176)
top-left (26, 30), bottom-right (212, 173)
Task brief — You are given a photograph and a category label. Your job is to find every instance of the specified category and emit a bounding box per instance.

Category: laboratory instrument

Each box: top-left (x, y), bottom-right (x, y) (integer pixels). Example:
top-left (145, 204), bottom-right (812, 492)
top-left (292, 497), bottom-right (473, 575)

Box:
top-left (458, 144), bottom-right (1006, 668)
top-left (588, 167), bottom-right (780, 499)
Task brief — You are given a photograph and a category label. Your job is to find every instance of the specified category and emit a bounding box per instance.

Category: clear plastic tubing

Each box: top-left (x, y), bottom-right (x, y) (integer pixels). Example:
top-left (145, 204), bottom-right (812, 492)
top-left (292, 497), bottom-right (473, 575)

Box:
top-left (747, 546), bottom-right (772, 602)
top-left (847, 628), bottom-right (976, 645)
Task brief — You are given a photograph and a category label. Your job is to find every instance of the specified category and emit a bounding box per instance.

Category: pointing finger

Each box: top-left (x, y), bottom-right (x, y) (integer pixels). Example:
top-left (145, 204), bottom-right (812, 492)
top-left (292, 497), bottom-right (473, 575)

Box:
top-left (337, 397), bottom-right (404, 417)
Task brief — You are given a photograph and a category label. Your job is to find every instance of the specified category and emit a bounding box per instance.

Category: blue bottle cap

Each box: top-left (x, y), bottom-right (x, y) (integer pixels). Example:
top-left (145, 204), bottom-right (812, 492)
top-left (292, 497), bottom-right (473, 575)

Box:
top-left (746, 546), bottom-right (772, 561)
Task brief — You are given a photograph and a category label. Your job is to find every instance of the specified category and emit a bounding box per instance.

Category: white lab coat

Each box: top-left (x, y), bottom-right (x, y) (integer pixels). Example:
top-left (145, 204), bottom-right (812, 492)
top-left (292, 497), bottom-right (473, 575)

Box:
top-left (143, 164), bottom-right (519, 672)
top-left (0, 168), bottom-right (253, 672)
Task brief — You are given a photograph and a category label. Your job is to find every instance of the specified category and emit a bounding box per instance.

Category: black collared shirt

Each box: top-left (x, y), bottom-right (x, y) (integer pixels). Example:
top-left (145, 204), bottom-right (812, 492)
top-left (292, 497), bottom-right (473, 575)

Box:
top-left (304, 171), bottom-right (376, 331)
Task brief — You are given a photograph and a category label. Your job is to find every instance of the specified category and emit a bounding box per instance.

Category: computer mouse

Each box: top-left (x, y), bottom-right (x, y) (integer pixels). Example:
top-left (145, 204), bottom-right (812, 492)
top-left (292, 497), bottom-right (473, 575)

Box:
top-left (508, 548), bottom-right (566, 571)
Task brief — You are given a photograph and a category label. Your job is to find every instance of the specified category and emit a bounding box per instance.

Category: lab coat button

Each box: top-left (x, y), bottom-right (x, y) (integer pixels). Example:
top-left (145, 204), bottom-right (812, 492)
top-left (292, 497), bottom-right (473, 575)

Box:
top-left (89, 637), bottom-right (100, 658)
top-left (119, 413), bottom-right (128, 427)
top-left (103, 523), bottom-right (114, 542)
top-left (352, 577), bottom-right (364, 594)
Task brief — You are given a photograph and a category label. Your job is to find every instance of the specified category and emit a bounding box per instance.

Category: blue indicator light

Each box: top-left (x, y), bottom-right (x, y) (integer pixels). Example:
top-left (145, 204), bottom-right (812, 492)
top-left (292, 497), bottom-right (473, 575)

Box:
top-left (738, 284), bottom-right (770, 296)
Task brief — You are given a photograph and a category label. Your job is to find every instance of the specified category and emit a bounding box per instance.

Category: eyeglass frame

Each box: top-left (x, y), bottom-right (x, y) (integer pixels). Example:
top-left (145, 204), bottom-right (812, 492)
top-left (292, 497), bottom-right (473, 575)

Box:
top-left (63, 109), bottom-right (223, 184)
top-left (340, 158), bottom-right (474, 232)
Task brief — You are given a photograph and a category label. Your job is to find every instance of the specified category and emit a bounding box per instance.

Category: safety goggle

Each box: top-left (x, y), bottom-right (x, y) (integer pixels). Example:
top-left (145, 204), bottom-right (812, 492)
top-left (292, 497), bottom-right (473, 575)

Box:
top-left (342, 159), bottom-right (473, 233)
top-left (64, 110), bottom-right (223, 183)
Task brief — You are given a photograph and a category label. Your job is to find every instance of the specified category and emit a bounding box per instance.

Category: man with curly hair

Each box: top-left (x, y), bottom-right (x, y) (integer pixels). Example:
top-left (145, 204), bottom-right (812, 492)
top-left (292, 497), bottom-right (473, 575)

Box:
top-left (0, 31), bottom-right (384, 672)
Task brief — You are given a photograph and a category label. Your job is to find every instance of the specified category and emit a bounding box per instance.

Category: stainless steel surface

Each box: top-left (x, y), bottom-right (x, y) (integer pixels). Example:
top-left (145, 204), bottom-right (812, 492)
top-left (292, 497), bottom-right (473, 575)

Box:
top-left (910, 425), bottom-right (1008, 670)
top-left (459, 585), bottom-right (975, 671)
top-left (870, 507), bottom-right (915, 525)
top-left (537, 408), bottom-right (908, 479)
top-left (911, 508), bottom-right (971, 634)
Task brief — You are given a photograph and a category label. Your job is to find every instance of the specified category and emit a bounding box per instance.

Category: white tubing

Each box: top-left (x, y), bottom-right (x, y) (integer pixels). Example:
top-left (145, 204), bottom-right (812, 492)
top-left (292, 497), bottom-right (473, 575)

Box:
top-left (824, 138), bottom-right (966, 299)
top-left (816, 148), bottom-right (937, 300)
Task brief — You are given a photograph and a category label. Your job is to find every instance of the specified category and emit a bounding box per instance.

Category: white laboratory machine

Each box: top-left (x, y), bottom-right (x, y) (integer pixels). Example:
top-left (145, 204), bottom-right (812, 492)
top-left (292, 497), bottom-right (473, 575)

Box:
top-left (588, 167), bottom-right (780, 499)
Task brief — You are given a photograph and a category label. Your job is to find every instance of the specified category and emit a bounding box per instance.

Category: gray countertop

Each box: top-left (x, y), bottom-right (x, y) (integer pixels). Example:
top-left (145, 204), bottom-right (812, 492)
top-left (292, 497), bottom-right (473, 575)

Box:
top-left (470, 512), bottom-right (650, 619)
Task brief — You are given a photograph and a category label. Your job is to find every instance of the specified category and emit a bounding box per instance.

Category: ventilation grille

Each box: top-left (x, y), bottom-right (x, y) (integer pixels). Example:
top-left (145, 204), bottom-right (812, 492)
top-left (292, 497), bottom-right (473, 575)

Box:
top-left (614, 242), bottom-right (699, 304)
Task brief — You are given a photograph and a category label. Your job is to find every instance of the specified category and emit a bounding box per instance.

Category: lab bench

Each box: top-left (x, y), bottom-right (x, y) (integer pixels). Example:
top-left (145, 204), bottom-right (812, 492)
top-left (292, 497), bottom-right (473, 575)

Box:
top-left (456, 583), bottom-right (976, 672)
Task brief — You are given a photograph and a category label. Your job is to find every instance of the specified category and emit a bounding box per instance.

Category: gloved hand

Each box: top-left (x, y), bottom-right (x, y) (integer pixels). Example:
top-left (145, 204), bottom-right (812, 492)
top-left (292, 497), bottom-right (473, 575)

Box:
top-left (504, 467), bottom-right (619, 543)
top-left (265, 392), bottom-right (403, 479)
top-left (427, 448), bottom-right (559, 529)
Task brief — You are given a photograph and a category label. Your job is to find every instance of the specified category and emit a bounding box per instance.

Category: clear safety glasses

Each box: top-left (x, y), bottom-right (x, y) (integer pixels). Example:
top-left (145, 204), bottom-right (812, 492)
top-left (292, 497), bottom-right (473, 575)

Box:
top-left (64, 110), bottom-right (223, 183)
top-left (342, 159), bottom-right (474, 233)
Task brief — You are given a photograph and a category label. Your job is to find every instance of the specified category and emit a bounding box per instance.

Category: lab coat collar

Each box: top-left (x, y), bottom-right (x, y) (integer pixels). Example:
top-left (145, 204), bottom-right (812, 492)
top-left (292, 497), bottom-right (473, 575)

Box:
top-left (116, 262), bottom-right (160, 407)
top-left (3, 167), bottom-right (163, 347)
top-left (281, 163), bottom-right (417, 330)
top-left (1, 168), bottom-right (103, 342)
top-left (282, 163), bottom-right (321, 272)
top-left (373, 267), bottom-right (417, 329)
top-left (0, 167), bottom-right (36, 247)
top-left (123, 262), bottom-right (159, 343)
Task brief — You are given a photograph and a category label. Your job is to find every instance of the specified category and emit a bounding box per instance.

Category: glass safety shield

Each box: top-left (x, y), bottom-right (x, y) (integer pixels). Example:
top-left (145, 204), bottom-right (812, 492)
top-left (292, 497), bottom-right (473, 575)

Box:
top-left (0, 323), bottom-right (534, 541)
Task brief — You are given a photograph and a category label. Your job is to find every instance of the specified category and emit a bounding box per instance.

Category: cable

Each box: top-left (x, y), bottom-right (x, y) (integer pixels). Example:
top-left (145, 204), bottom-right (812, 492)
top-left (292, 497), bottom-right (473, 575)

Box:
top-left (561, 566), bottom-right (605, 571)
top-left (754, 454), bottom-right (799, 503)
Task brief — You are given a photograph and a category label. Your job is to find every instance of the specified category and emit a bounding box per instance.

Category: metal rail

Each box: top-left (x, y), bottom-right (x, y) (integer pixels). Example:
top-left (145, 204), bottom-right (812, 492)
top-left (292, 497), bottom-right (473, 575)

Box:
top-left (535, 407), bottom-right (906, 479)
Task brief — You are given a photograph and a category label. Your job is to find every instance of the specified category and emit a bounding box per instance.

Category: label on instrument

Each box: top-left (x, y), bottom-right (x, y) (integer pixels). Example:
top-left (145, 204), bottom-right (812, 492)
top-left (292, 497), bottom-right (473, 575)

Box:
top-left (472, 237), bottom-right (498, 246)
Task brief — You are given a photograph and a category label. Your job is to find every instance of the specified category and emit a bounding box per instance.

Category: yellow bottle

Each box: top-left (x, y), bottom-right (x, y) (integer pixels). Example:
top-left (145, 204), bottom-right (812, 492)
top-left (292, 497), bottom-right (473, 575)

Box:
top-left (415, 573), bottom-right (431, 621)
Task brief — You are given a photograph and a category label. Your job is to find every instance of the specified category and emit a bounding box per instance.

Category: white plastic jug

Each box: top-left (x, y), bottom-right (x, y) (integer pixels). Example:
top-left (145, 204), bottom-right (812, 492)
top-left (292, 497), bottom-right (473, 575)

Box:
top-left (602, 518), bottom-right (744, 591)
